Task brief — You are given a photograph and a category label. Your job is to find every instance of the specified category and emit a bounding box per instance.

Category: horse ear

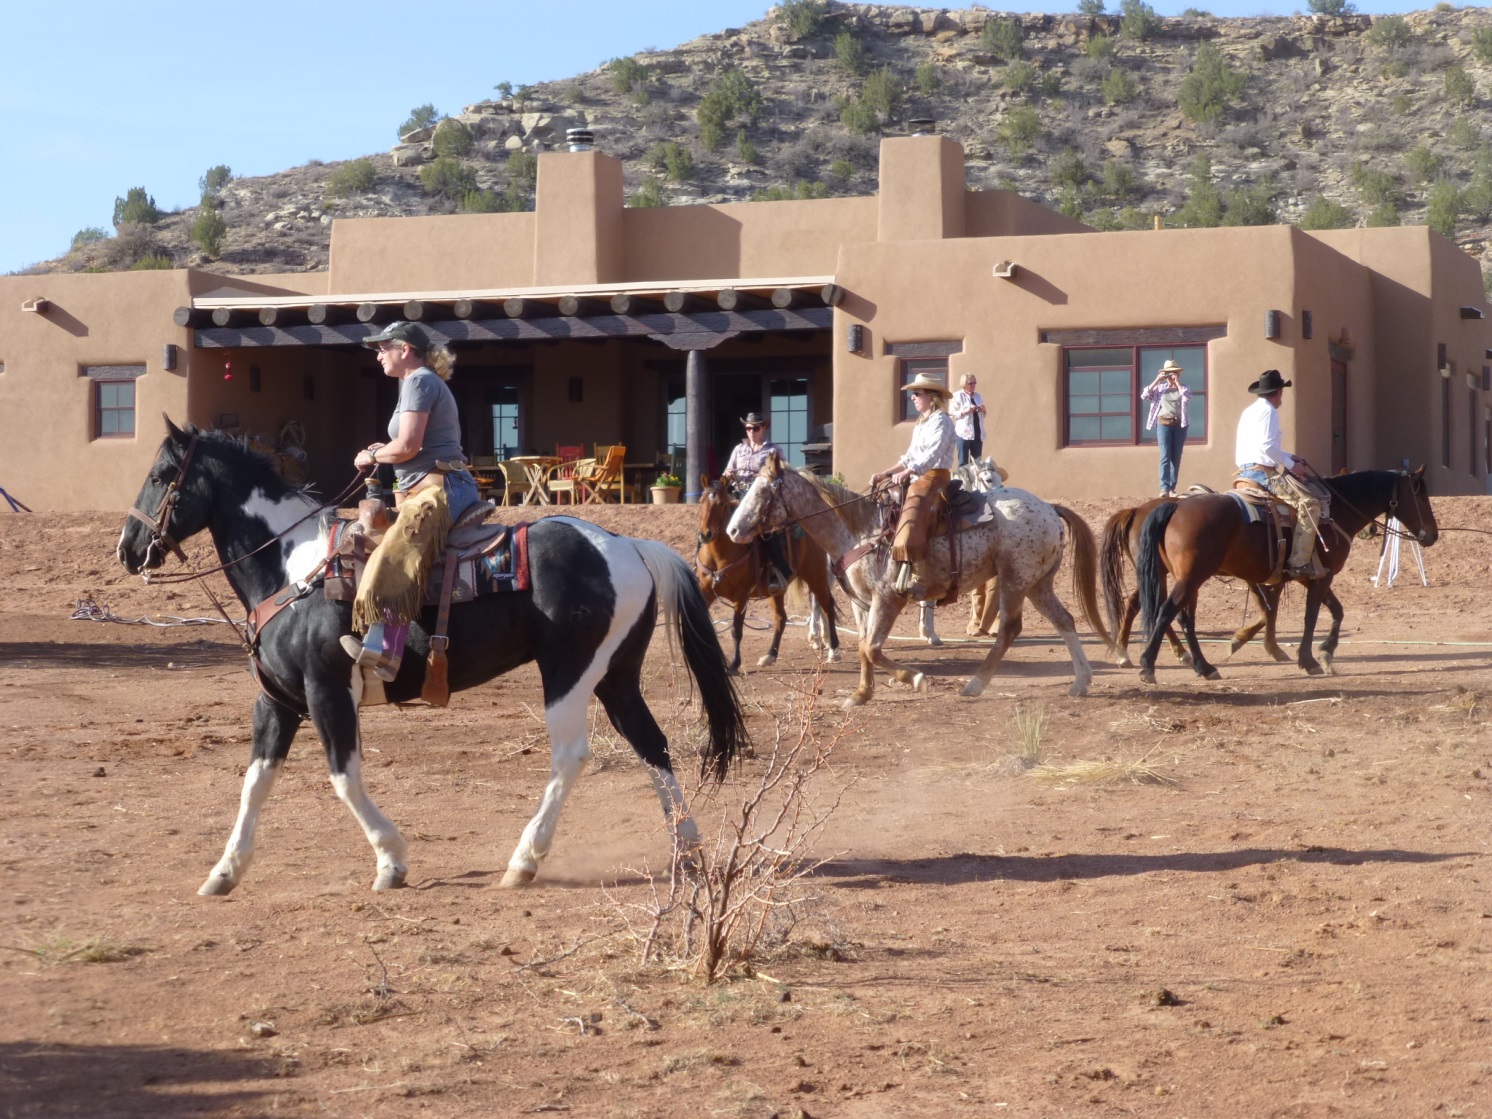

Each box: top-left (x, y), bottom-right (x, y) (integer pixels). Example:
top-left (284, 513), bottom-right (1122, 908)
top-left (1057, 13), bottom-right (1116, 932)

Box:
top-left (163, 414), bottom-right (187, 444)
top-left (700, 473), bottom-right (710, 491)
top-left (1411, 464), bottom-right (1425, 480)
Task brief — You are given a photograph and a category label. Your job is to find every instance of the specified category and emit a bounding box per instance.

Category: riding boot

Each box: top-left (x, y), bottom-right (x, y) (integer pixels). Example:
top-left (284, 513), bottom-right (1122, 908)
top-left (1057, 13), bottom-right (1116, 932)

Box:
top-left (763, 533), bottom-right (792, 594)
top-left (339, 621), bottom-right (407, 682)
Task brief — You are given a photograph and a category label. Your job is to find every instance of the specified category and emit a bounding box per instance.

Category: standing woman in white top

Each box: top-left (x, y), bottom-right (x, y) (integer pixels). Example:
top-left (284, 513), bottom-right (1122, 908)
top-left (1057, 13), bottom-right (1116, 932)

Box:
top-left (869, 372), bottom-right (956, 594)
top-left (949, 373), bottom-right (987, 466)
top-left (1140, 359), bottom-right (1192, 497)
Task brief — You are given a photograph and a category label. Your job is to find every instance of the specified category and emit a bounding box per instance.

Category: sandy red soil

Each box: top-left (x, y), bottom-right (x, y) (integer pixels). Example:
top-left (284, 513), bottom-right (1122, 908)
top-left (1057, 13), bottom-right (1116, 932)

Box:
top-left (1, 497), bottom-right (1489, 1118)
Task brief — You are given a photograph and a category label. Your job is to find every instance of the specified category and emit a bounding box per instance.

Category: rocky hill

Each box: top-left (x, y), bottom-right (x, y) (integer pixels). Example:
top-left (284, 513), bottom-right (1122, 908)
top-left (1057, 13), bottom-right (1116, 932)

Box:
top-left (30, 2), bottom-right (1492, 286)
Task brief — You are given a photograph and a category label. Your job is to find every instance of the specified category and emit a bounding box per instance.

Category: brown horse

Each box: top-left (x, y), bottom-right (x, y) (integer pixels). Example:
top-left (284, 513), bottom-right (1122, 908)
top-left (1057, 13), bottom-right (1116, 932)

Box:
top-left (696, 476), bottom-right (840, 674)
top-left (1101, 496), bottom-right (1286, 668)
top-left (1135, 468), bottom-right (1437, 683)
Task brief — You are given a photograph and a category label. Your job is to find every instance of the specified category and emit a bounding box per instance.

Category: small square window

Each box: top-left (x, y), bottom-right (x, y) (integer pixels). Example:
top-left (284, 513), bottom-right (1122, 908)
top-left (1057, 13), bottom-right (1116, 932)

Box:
top-left (96, 381), bottom-right (136, 438)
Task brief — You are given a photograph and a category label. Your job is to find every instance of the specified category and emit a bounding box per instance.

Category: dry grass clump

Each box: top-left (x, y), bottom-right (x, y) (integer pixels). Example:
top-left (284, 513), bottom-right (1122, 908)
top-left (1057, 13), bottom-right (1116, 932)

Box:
top-left (8, 935), bottom-right (147, 964)
top-left (1024, 747), bottom-right (1179, 788)
top-left (604, 675), bottom-right (853, 983)
top-left (996, 703), bottom-right (1047, 775)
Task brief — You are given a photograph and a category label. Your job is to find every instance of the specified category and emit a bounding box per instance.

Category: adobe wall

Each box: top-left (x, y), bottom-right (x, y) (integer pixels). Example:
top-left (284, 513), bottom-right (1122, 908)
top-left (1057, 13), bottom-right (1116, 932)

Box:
top-left (328, 213), bottom-right (538, 293)
top-left (832, 226), bottom-right (1353, 500)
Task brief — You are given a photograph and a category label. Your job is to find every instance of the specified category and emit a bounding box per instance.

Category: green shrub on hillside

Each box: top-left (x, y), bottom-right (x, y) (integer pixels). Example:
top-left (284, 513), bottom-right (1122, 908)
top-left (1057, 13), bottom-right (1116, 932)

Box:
top-left (648, 141), bottom-right (694, 182)
top-left (1426, 179), bottom-right (1461, 237)
top-left (1444, 65), bottom-right (1476, 108)
top-left (1120, 0), bottom-right (1161, 41)
top-left (835, 30), bottom-right (868, 76)
top-left (916, 60), bottom-right (942, 94)
top-left (1365, 202), bottom-right (1400, 227)
top-left (778, 0), bottom-right (826, 39)
top-left (1048, 149), bottom-right (1089, 189)
top-left (698, 68), bottom-right (761, 151)
top-left (191, 194), bottom-right (227, 257)
top-left (1178, 40), bottom-right (1246, 123)
top-left (1366, 15), bottom-right (1413, 51)
top-left (1079, 0), bottom-right (1106, 15)
top-left (1103, 67), bottom-right (1139, 104)
top-left (432, 118), bottom-right (474, 158)
top-left (129, 254), bottom-right (173, 270)
top-left (628, 177), bottom-right (665, 208)
top-left (112, 187), bottom-right (160, 228)
top-left (609, 56), bottom-right (649, 94)
top-left (1085, 34), bottom-right (1115, 60)
top-left (1004, 60), bottom-right (1038, 96)
top-left (507, 150), bottom-right (538, 186)
top-left (998, 105), bottom-right (1043, 155)
top-left (325, 159), bottom-right (376, 197)
top-left (70, 227), bottom-right (108, 251)
top-left (1449, 116), bottom-right (1482, 151)
top-left (1174, 154), bottom-right (1222, 227)
top-left (419, 156), bottom-right (478, 199)
top-left (829, 159), bottom-right (854, 182)
top-left (460, 183), bottom-right (528, 213)
top-left (1102, 159), bottom-right (1137, 199)
top-left (199, 165), bottom-right (232, 195)
top-left (1299, 196), bottom-right (1354, 229)
top-left (982, 17), bottom-right (1023, 61)
top-left (1473, 27), bottom-right (1492, 64)
top-left (736, 131), bottom-right (758, 165)
top-left (753, 180), bottom-right (829, 202)
top-left (1307, 0), bottom-right (1355, 15)
top-left (1222, 178), bottom-right (1276, 226)
top-left (1351, 163), bottom-right (1403, 207)
top-left (839, 97), bottom-right (880, 135)
top-left (1405, 144), bottom-right (1443, 183)
top-left (399, 103), bottom-right (439, 139)
top-left (862, 66), bottom-right (903, 117)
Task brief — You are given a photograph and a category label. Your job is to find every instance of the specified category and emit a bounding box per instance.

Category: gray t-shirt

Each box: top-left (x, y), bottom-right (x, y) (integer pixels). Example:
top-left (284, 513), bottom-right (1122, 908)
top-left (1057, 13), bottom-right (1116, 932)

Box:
top-left (388, 367), bottom-right (464, 485)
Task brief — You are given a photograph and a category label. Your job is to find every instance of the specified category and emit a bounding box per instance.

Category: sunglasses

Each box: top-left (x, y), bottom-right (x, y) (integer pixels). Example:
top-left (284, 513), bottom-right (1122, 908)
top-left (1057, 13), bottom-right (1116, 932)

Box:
top-left (745, 424), bottom-right (763, 431)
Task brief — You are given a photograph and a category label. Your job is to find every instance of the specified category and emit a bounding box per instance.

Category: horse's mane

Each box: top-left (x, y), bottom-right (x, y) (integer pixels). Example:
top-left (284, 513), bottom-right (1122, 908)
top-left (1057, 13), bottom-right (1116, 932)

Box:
top-left (1324, 469), bottom-right (1397, 509)
top-left (796, 469), bottom-right (880, 538)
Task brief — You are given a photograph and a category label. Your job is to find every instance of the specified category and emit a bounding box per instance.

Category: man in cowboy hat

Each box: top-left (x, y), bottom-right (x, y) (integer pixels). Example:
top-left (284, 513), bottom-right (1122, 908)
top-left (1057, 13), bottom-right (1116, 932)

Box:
top-left (871, 371), bottom-right (957, 594)
top-left (1235, 368), bottom-right (1324, 578)
top-left (1141, 358), bottom-right (1192, 497)
top-left (722, 411), bottom-right (791, 593)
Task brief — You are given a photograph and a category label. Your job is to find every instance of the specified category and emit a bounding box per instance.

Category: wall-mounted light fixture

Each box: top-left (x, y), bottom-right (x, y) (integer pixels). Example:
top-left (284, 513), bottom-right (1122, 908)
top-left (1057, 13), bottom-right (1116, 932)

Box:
top-left (249, 365), bottom-right (262, 392)
top-left (21, 298), bottom-right (49, 314)
top-left (1265, 310), bottom-right (1281, 340)
top-left (1301, 310), bottom-right (1313, 340)
top-left (992, 261), bottom-right (1017, 279)
top-left (1460, 305), bottom-right (1485, 319)
top-left (162, 343), bottom-right (178, 371)
top-left (568, 376), bottom-right (583, 403)
top-left (846, 324), bottom-right (865, 354)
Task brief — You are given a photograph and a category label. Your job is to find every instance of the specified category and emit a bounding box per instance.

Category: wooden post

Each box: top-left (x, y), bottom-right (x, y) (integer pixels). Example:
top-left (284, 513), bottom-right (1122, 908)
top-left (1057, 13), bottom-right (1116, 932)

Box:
top-left (716, 289), bottom-right (768, 312)
top-left (210, 307), bottom-right (242, 328)
top-left (770, 287), bottom-right (799, 310)
top-left (307, 303), bottom-right (353, 326)
top-left (453, 298), bottom-right (501, 320)
top-left (685, 349), bottom-right (707, 504)
top-left (503, 297), bottom-right (530, 318)
top-left (610, 292), bottom-right (663, 316)
top-left (403, 299), bottom-right (429, 321)
top-left (663, 291), bottom-right (703, 314)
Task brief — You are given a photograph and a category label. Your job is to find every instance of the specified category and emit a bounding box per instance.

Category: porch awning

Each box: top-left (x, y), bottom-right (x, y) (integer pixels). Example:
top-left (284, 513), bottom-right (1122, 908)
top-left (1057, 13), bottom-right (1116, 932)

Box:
top-left (176, 275), bottom-right (843, 350)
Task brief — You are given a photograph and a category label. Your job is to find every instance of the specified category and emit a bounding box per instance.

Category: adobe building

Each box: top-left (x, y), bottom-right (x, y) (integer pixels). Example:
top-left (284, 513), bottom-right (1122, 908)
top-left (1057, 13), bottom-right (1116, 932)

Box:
top-left (2, 131), bottom-right (1489, 512)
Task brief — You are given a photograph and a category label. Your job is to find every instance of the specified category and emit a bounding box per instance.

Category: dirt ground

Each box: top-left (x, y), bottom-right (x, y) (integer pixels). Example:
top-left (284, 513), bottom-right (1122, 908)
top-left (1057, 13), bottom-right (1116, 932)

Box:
top-left (1, 496), bottom-right (1489, 1119)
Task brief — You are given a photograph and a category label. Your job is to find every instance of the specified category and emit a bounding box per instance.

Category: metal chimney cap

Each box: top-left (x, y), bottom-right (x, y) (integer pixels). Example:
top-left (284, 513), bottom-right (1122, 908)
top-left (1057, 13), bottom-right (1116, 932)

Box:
top-left (908, 118), bottom-right (936, 136)
top-left (566, 128), bottom-right (595, 152)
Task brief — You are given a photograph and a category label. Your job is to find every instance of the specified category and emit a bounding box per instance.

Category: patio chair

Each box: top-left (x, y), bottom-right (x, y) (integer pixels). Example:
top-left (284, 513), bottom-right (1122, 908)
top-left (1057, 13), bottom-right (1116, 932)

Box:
top-left (471, 455), bottom-right (503, 502)
top-left (495, 459), bottom-right (536, 506)
top-left (577, 444), bottom-right (627, 504)
top-left (545, 455), bottom-right (595, 505)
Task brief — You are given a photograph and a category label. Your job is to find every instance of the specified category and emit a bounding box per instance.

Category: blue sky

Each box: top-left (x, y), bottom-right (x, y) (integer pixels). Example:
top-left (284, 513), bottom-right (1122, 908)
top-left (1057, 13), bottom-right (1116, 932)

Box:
top-left (2, 0), bottom-right (1431, 275)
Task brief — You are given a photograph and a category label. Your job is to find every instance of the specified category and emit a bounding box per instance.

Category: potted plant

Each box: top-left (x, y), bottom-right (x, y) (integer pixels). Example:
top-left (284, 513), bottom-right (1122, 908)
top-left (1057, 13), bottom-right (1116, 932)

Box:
top-left (650, 472), bottom-right (683, 505)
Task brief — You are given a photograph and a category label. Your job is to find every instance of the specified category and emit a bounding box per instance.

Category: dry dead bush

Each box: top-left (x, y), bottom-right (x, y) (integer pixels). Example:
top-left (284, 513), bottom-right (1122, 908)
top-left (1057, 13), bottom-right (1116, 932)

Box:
top-left (604, 676), bottom-right (853, 983)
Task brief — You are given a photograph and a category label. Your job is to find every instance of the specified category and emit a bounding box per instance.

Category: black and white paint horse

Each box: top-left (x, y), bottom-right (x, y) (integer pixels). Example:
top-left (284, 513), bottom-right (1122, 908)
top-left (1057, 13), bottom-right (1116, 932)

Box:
top-left (117, 421), bottom-right (748, 895)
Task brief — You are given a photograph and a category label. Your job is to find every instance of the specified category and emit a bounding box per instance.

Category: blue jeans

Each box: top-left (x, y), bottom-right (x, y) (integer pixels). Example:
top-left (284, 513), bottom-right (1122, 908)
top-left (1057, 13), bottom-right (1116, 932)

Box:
top-left (444, 469), bottom-right (480, 521)
top-left (957, 437), bottom-right (983, 466)
top-left (1156, 424), bottom-right (1187, 493)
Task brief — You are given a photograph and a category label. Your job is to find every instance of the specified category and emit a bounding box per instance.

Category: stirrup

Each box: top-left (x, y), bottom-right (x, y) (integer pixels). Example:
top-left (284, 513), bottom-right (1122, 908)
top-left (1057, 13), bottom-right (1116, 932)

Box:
top-left (340, 634), bottom-right (400, 682)
top-left (894, 562), bottom-right (913, 594)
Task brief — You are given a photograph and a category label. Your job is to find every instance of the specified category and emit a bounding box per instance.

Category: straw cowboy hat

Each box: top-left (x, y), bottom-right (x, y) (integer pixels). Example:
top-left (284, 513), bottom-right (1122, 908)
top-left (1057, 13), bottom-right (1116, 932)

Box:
top-left (1248, 368), bottom-right (1292, 395)
top-left (901, 372), bottom-right (951, 397)
top-left (985, 459), bottom-right (1011, 483)
top-left (1158, 359), bottom-right (1184, 375)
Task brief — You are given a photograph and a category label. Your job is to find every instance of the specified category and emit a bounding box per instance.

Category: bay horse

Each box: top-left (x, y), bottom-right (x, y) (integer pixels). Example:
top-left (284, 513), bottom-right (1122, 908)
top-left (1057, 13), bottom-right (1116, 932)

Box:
top-left (1101, 495), bottom-right (1286, 667)
top-left (695, 476), bottom-right (840, 673)
top-left (1135, 468), bottom-right (1437, 684)
top-left (727, 453), bottom-right (1112, 707)
top-left (117, 420), bottom-right (748, 895)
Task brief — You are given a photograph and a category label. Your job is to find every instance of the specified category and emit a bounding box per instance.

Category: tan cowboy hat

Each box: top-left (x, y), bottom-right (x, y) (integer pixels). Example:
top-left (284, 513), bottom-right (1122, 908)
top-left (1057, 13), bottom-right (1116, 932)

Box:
top-left (1158, 359), bottom-right (1184, 374)
top-left (901, 372), bottom-right (951, 397)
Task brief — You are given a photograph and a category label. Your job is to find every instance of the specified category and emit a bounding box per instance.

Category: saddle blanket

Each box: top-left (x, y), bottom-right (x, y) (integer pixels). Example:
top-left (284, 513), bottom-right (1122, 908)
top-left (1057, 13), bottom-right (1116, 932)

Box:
top-left (322, 517), bottom-right (530, 607)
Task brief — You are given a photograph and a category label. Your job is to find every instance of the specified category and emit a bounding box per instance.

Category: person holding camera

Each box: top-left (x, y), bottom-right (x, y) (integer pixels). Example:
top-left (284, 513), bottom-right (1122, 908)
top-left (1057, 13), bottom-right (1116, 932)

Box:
top-left (1141, 358), bottom-right (1192, 498)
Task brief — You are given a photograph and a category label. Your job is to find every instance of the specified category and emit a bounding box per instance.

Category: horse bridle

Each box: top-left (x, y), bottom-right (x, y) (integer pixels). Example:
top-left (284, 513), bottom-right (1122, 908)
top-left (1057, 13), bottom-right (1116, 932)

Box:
top-left (127, 432), bottom-right (201, 568)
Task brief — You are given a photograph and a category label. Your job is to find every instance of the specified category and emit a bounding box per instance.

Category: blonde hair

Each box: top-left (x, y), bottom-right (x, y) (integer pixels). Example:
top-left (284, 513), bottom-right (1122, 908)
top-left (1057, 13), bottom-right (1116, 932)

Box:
top-left (917, 392), bottom-right (949, 423)
top-left (426, 343), bottom-right (456, 381)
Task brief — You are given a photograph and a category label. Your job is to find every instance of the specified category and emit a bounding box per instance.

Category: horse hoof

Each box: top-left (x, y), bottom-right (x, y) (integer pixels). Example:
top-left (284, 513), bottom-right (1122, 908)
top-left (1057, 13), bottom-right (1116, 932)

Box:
top-left (499, 867), bottom-right (536, 889)
top-left (1068, 681), bottom-right (1090, 697)
top-left (726, 665), bottom-right (741, 678)
top-left (1270, 650), bottom-right (1292, 664)
top-left (842, 692), bottom-right (869, 709)
top-left (1229, 639), bottom-right (1244, 656)
top-left (1138, 668), bottom-right (1156, 685)
top-left (824, 648), bottom-right (842, 663)
top-left (926, 636), bottom-right (943, 648)
top-left (912, 672), bottom-right (928, 692)
top-left (756, 653), bottom-right (777, 667)
top-left (198, 875), bottom-right (235, 897)
top-left (373, 867), bottom-right (407, 891)
top-left (1303, 663), bottom-right (1325, 677)
top-left (1203, 668), bottom-right (1222, 681)
top-left (1114, 654), bottom-right (1133, 668)
top-left (961, 677), bottom-right (984, 698)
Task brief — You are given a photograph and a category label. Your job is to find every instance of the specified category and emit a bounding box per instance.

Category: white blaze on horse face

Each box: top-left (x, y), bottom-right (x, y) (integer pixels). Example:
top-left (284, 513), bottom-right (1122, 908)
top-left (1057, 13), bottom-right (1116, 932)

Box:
top-left (726, 477), bottom-right (766, 544)
top-left (242, 488), bottom-right (325, 583)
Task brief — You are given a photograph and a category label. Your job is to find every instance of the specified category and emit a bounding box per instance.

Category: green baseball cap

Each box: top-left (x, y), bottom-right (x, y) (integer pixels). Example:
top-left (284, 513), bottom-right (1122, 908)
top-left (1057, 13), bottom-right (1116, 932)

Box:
top-left (363, 320), bottom-right (430, 351)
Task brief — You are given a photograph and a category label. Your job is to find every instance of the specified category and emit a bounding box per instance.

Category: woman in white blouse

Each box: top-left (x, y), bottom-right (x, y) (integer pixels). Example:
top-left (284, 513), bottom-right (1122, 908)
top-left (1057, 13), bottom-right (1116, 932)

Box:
top-left (870, 372), bottom-right (956, 594)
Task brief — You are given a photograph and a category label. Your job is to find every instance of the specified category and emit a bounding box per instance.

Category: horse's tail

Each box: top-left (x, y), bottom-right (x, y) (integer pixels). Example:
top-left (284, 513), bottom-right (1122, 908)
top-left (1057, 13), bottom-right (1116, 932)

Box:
top-left (1054, 505), bottom-right (1113, 652)
top-left (631, 538), bottom-right (749, 784)
top-left (1137, 501), bottom-right (1179, 640)
top-left (1099, 506), bottom-right (1139, 641)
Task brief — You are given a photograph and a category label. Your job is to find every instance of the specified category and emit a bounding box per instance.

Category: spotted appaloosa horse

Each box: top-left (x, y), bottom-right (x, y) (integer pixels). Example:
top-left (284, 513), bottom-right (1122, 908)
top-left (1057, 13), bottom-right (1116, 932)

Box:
top-left (727, 453), bottom-right (1112, 707)
top-left (1135, 467), bottom-right (1438, 683)
top-left (117, 420), bottom-right (748, 895)
top-left (695, 476), bottom-right (840, 673)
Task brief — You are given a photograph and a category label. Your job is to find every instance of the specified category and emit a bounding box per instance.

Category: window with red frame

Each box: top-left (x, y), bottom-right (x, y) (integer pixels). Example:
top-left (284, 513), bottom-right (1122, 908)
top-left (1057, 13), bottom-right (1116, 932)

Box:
top-left (1063, 345), bottom-right (1208, 446)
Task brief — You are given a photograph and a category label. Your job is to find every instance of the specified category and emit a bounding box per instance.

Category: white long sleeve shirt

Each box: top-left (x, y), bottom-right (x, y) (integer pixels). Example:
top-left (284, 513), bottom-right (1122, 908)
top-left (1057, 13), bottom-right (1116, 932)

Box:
top-left (1234, 396), bottom-right (1294, 470)
top-left (899, 409), bottom-right (956, 477)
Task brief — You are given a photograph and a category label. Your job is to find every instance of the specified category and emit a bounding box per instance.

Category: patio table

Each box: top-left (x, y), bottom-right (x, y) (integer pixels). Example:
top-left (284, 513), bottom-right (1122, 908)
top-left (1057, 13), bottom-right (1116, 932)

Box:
top-left (507, 455), bottom-right (561, 505)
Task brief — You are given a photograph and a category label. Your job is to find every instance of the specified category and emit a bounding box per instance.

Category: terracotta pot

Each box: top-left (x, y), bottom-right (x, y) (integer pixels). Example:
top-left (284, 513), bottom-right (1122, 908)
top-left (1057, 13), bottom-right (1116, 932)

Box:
top-left (650, 485), bottom-right (681, 505)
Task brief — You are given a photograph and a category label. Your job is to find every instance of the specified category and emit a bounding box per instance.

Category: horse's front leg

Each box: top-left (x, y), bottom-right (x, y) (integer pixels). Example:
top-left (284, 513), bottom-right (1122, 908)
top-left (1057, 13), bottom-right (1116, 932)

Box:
top-left (917, 600), bottom-right (942, 646)
top-left (199, 694), bottom-right (302, 896)
top-left (502, 686), bottom-right (593, 887)
top-left (848, 595), bottom-right (916, 707)
top-left (310, 676), bottom-right (409, 891)
top-left (726, 601), bottom-right (745, 675)
top-left (1297, 580), bottom-right (1326, 676)
top-left (758, 592), bottom-right (787, 667)
top-left (1137, 586), bottom-right (1189, 685)
top-left (1316, 583), bottom-right (1345, 672)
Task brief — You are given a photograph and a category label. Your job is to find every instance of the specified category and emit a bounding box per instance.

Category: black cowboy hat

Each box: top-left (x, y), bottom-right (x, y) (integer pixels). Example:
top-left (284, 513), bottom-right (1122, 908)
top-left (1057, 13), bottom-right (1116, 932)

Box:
top-left (741, 412), bottom-right (768, 427)
top-left (1248, 369), bottom-right (1292, 395)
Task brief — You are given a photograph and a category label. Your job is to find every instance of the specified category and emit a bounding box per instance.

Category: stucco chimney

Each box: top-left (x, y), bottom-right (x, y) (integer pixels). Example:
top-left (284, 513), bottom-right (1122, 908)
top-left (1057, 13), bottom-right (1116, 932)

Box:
top-left (876, 134), bottom-right (966, 243)
top-left (533, 149), bottom-right (624, 286)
